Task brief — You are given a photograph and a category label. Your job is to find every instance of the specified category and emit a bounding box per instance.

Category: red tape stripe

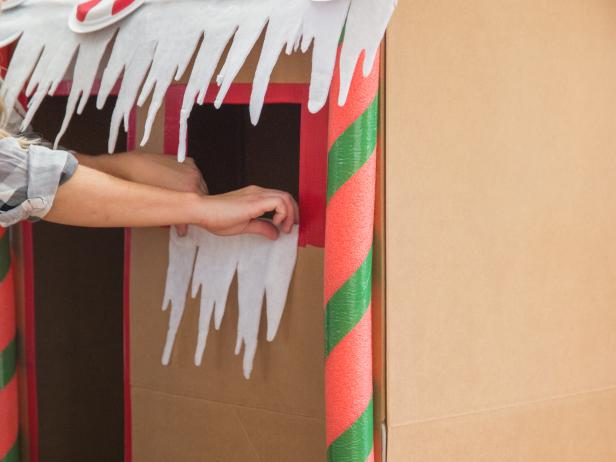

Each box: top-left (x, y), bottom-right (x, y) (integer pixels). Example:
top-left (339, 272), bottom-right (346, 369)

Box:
top-left (0, 269), bottom-right (15, 352)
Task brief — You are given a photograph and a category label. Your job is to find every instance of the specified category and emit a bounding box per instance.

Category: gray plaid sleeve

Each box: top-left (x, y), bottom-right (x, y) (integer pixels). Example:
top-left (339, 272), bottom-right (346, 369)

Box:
top-left (0, 138), bottom-right (78, 227)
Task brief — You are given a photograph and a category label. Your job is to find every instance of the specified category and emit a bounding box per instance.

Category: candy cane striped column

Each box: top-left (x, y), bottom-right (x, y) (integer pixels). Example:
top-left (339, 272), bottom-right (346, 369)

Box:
top-left (0, 228), bottom-right (19, 462)
top-left (324, 50), bottom-right (380, 462)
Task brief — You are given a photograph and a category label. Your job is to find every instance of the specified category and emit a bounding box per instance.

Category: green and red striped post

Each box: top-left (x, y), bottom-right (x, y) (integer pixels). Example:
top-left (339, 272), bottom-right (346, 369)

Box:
top-left (0, 228), bottom-right (19, 462)
top-left (324, 49), bottom-right (380, 462)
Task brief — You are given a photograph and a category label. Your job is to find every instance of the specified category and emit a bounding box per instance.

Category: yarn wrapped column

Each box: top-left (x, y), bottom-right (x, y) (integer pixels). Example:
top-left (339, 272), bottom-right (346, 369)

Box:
top-left (0, 228), bottom-right (19, 462)
top-left (324, 49), bottom-right (380, 462)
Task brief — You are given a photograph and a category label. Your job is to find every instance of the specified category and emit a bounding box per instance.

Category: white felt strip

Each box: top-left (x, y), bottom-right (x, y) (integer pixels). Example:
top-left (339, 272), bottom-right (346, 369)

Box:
top-left (0, 0), bottom-right (396, 159)
top-left (162, 225), bottom-right (299, 379)
top-left (161, 225), bottom-right (199, 366)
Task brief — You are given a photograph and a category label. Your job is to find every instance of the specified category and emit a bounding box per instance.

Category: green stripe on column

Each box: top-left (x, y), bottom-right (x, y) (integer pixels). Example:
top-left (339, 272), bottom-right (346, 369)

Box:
top-left (325, 248), bottom-right (373, 356)
top-left (327, 399), bottom-right (374, 462)
top-left (327, 97), bottom-right (379, 201)
top-left (0, 231), bottom-right (10, 282)
top-left (0, 339), bottom-right (16, 389)
top-left (0, 439), bottom-right (19, 462)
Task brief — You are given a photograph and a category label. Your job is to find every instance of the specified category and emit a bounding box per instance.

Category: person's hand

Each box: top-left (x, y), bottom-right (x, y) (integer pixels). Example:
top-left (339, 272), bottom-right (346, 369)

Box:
top-left (198, 186), bottom-right (299, 240)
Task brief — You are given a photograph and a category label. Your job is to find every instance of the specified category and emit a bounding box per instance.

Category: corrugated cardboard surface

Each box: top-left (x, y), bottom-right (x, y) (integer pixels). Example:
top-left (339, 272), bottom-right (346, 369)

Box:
top-left (130, 229), bottom-right (325, 462)
top-left (386, 1), bottom-right (616, 460)
top-left (130, 98), bottom-right (325, 461)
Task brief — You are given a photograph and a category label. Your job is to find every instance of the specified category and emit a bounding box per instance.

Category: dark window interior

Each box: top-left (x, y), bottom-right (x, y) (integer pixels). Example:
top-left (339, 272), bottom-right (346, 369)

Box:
top-left (187, 103), bottom-right (301, 200)
top-left (31, 96), bottom-right (125, 462)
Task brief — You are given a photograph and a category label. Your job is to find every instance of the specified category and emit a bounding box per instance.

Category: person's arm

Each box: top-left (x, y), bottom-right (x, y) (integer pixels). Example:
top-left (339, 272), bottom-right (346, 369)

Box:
top-left (45, 164), bottom-right (298, 240)
top-left (75, 152), bottom-right (210, 236)
top-left (75, 152), bottom-right (208, 195)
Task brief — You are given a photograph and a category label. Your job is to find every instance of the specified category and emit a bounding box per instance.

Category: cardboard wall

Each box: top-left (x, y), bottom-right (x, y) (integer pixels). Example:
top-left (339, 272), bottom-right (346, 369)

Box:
top-left (130, 230), bottom-right (325, 462)
top-left (129, 72), bottom-right (326, 461)
top-left (385, 1), bottom-right (616, 460)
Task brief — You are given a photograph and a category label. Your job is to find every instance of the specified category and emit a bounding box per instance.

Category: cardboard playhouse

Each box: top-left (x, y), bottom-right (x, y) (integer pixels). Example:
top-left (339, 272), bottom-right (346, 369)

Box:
top-left (2, 1), bottom-right (616, 462)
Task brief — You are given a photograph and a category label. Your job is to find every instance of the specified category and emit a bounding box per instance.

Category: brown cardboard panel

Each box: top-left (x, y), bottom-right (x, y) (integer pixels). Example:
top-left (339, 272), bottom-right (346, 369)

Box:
top-left (235, 403), bottom-right (325, 461)
top-left (131, 387), bottom-right (256, 462)
top-left (389, 387), bottom-right (616, 462)
top-left (130, 228), bottom-right (324, 418)
top-left (131, 96), bottom-right (324, 459)
top-left (386, 0), bottom-right (616, 430)
top-left (178, 33), bottom-right (312, 85)
top-left (132, 387), bottom-right (324, 462)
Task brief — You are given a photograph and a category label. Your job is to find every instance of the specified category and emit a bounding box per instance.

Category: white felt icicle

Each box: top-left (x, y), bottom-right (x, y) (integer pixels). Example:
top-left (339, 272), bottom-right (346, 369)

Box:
top-left (162, 225), bottom-right (299, 379)
top-left (0, 0), bottom-right (396, 160)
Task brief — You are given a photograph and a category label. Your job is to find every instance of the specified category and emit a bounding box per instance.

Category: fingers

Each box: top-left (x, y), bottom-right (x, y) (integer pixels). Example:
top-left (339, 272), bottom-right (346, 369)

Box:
top-left (243, 219), bottom-right (280, 240)
top-left (249, 187), bottom-right (299, 233)
top-left (254, 196), bottom-right (291, 232)
top-left (275, 191), bottom-right (297, 232)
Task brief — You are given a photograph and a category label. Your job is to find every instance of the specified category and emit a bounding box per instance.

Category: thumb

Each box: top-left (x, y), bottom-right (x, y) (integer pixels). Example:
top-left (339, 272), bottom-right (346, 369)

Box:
top-left (243, 219), bottom-right (279, 240)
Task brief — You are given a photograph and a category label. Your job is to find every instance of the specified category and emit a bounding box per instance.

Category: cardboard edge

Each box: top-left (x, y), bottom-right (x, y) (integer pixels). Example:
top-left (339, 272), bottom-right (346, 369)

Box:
top-left (372, 41), bottom-right (388, 462)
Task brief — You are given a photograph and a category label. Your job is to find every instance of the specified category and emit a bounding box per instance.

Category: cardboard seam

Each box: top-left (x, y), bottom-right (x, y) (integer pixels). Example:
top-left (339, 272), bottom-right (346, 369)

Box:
top-left (233, 409), bottom-right (263, 462)
top-left (390, 384), bottom-right (616, 428)
top-left (131, 384), bottom-right (325, 421)
top-left (379, 38), bottom-right (388, 462)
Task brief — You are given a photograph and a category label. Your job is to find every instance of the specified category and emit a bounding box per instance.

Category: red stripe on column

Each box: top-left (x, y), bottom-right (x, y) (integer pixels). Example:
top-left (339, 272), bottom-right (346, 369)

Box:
top-left (0, 377), bottom-right (19, 458)
top-left (0, 269), bottom-right (15, 352)
top-left (325, 308), bottom-right (374, 446)
top-left (328, 53), bottom-right (380, 151)
top-left (324, 152), bottom-right (376, 302)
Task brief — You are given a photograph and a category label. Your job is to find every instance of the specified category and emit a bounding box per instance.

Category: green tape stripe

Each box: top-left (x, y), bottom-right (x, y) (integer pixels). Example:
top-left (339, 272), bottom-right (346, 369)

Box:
top-left (0, 339), bottom-right (16, 390)
top-left (327, 96), bottom-right (379, 202)
top-left (0, 439), bottom-right (19, 462)
top-left (0, 231), bottom-right (10, 282)
top-left (325, 248), bottom-right (373, 356)
top-left (327, 399), bottom-right (374, 462)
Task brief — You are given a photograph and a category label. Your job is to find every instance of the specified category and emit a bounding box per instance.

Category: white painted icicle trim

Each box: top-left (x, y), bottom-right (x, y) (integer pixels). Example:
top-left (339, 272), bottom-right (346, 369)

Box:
top-left (0, 0), bottom-right (396, 160)
top-left (162, 225), bottom-right (299, 380)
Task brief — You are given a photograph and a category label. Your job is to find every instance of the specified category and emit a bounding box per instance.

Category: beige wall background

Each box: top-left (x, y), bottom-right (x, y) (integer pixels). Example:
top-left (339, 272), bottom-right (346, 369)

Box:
top-left (386, 1), bottom-right (616, 460)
